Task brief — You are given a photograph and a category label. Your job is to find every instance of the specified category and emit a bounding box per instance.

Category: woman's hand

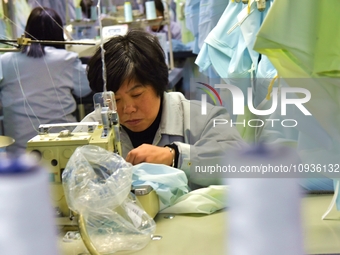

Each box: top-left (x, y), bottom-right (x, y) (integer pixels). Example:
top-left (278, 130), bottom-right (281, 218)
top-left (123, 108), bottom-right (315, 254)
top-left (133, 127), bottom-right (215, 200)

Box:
top-left (126, 144), bottom-right (175, 166)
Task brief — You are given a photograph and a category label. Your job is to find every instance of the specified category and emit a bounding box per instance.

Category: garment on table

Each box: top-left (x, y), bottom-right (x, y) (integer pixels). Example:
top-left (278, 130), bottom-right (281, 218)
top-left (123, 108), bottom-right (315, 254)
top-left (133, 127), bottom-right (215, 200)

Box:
top-left (161, 185), bottom-right (228, 214)
top-left (132, 163), bottom-right (189, 210)
top-left (132, 163), bottom-right (229, 214)
top-left (0, 47), bottom-right (92, 153)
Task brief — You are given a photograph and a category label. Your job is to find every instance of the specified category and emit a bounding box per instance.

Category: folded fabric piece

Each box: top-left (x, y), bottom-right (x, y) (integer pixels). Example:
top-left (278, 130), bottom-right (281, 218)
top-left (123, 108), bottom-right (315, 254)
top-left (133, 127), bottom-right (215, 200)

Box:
top-left (132, 163), bottom-right (190, 211)
top-left (161, 185), bottom-right (228, 214)
top-left (132, 164), bottom-right (228, 214)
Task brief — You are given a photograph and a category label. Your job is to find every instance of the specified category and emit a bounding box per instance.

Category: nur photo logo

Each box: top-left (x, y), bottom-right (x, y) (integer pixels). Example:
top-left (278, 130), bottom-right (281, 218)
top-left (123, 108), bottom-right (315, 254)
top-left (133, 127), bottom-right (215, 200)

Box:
top-left (197, 82), bottom-right (223, 115)
top-left (198, 82), bottom-right (312, 128)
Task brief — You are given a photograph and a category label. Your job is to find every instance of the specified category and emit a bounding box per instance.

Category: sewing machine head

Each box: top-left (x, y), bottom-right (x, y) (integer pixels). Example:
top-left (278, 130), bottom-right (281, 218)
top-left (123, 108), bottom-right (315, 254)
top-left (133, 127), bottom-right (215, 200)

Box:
top-left (26, 122), bottom-right (117, 225)
top-left (26, 91), bottom-right (120, 225)
top-left (26, 92), bottom-right (159, 225)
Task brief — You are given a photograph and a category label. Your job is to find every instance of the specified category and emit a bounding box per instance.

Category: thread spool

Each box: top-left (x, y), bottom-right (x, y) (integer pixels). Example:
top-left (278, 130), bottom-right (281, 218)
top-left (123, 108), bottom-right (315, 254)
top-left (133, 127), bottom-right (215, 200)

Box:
top-left (124, 2), bottom-right (133, 22)
top-left (0, 154), bottom-right (59, 255)
top-left (91, 6), bottom-right (97, 20)
top-left (145, 1), bottom-right (157, 20)
top-left (75, 7), bottom-right (82, 20)
top-left (111, 5), bottom-right (117, 14)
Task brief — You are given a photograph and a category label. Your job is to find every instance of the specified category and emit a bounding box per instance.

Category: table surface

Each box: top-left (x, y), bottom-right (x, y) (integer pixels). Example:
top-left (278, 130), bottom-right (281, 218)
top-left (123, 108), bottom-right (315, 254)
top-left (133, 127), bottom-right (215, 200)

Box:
top-left (57, 194), bottom-right (340, 255)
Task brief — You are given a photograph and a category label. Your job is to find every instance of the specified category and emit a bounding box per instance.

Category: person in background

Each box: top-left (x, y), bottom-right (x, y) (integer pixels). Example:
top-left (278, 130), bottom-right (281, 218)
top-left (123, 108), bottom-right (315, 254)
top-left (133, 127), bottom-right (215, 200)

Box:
top-left (79, 0), bottom-right (95, 19)
top-left (27, 0), bottom-right (76, 25)
top-left (146, 0), bottom-right (182, 41)
top-left (76, 30), bottom-right (246, 189)
top-left (0, 7), bottom-right (92, 154)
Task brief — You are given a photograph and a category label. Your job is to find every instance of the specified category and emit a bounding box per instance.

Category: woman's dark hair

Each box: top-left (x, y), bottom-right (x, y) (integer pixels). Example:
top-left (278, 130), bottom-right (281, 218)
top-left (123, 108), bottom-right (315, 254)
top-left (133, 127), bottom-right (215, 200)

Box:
top-left (87, 30), bottom-right (169, 97)
top-left (80, 0), bottom-right (93, 19)
top-left (154, 0), bottom-right (165, 16)
top-left (22, 7), bottom-right (65, 58)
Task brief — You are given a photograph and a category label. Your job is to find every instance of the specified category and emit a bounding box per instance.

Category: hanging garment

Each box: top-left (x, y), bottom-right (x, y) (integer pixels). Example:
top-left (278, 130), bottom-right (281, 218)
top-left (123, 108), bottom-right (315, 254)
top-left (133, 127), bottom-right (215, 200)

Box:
top-left (254, 0), bottom-right (340, 174)
top-left (195, 1), bottom-right (243, 77)
top-left (197, 0), bottom-right (229, 50)
top-left (184, 0), bottom-right (200, 54)
top-left (196, 1), bottom-right (271, 142)
top-left (254, 0), bottom-right (340, 194)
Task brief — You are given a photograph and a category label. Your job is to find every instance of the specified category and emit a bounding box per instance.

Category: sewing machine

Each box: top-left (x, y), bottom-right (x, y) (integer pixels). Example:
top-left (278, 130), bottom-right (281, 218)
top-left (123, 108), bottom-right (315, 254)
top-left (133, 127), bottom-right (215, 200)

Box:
top-left (26, 92), bottom-right (159, 226)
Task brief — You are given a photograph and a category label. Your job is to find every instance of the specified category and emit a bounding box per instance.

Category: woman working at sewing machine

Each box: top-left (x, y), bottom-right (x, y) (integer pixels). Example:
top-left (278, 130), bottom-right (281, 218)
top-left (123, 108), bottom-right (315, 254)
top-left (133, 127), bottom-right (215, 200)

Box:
top-left (145, 0), bottom-right (182, 41)
top-left (0, 7), bottom-right (92, 153)
top-left (80, 30), bottom-right (246, 188)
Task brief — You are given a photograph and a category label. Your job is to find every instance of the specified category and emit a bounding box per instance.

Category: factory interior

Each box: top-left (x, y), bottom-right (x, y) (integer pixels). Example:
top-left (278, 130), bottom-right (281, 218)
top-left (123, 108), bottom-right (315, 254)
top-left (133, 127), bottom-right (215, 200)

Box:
top-left (1, 1), bottom-right (340, 255)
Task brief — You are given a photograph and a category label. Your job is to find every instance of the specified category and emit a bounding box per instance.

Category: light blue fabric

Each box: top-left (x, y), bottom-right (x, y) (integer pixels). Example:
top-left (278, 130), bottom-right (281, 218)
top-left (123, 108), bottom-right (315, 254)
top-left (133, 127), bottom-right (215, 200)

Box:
top-left (185, 0), bottom-right (230, 54)
top-left (195, 1), bottom-right (242, 75)
top-left (183, 0), bottom-right (229, 99)
top-left (198, 0), bottom-right (228, 50)
top-left (195, 2), bottom-right (254, 121)
top-left (299, 178), bottom-right (334, 192)
top-left (167, 39), bottom-right (191, 52)
top-left (196, 1), bottom-right (264, 79)
top-left (335, 180), bottom-right (340, 210)
top-left (132, 163), bottom-right (190, 210)
top-left (196, 0), bottom-right (274, 111)
top-left (184, 0), bottom-right (200, 54)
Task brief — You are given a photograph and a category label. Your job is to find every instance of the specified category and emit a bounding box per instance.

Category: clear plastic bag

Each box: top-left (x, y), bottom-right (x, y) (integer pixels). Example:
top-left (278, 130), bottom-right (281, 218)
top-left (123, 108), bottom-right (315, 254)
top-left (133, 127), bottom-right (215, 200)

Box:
top-left (62, 145), bottom-right (156, 253)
